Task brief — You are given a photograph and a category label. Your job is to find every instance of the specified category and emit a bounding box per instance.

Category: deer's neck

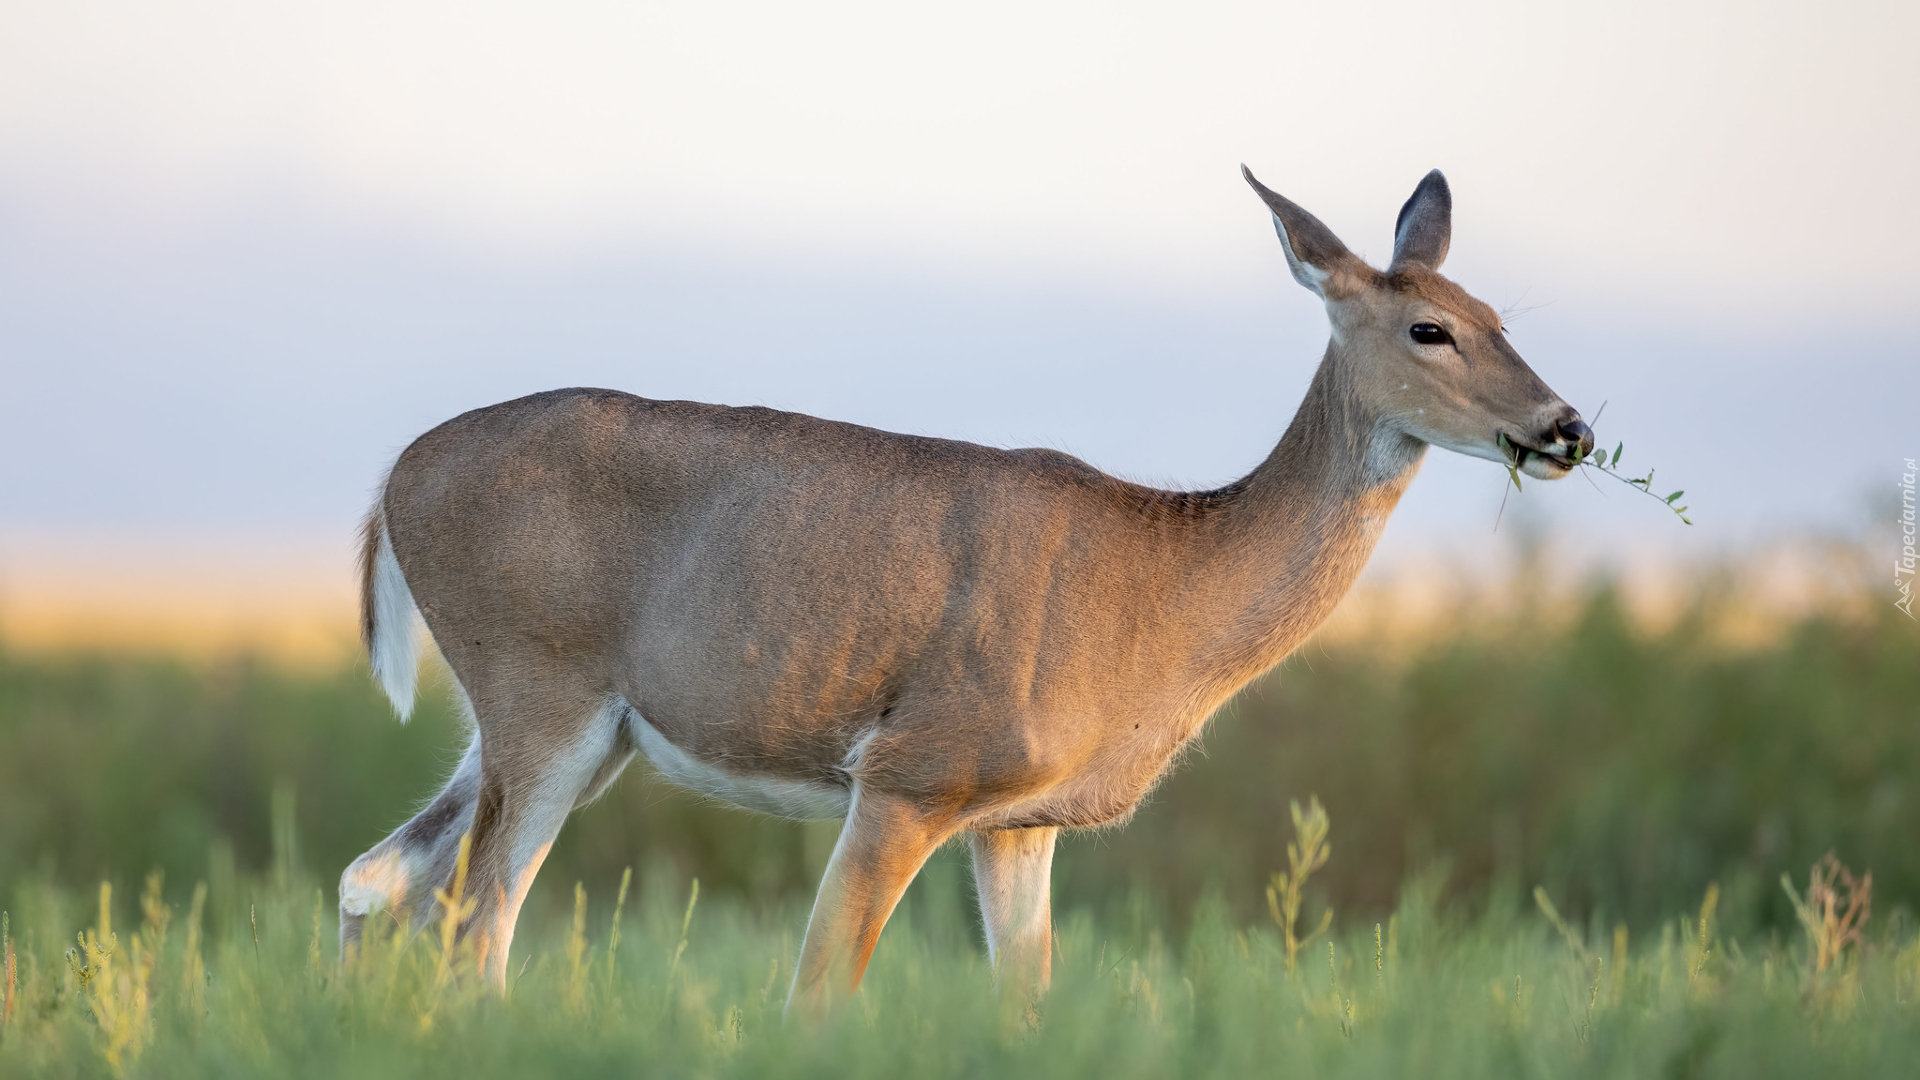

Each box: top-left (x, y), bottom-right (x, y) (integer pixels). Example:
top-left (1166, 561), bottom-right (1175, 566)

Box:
top-left (1183, 346), bottom-right (1425, 696)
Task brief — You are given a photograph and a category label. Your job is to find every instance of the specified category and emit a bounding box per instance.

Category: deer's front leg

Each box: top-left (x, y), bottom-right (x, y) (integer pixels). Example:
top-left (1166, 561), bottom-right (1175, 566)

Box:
top-left (786, 785), bottom-right (950, 1020)
top-left (969, 826), bottom-right (1057, 1004)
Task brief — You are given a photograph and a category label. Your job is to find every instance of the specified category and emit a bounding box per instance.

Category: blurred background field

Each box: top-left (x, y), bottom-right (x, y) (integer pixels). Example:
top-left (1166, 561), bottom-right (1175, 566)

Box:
top-left (4, 544), bottom-right (1918, 1078)
top-left (5, 543), bottom-right (1912, 943)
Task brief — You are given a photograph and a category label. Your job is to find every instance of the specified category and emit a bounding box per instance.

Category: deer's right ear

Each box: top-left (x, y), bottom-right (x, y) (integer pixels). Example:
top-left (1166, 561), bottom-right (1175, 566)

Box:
top-left (1389, 169), bottom-right (1451, 272)
top-left (1241, 165), bottom-right (1364, 300)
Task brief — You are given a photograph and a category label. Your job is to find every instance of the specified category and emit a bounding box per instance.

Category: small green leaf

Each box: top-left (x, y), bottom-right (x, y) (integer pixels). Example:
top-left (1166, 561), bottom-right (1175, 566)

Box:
top-left (1592, 448), bottom-right (1607, 466)
top-left (1612, 442), bottom-right (1624, 468)
top-left (1665, 490), bottom-right (1684, 504)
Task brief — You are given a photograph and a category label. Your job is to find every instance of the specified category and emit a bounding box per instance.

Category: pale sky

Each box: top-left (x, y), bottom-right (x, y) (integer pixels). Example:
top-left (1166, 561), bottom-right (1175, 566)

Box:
top-left (1, 0), bottom-right (1914, 606)
top-left (5, 0), bottom-right (1917, 307)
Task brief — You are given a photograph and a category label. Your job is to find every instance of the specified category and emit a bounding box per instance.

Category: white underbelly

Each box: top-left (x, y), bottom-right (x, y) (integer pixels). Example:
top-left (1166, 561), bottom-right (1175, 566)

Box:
top-left (630, 712), bottom-right (851, 821)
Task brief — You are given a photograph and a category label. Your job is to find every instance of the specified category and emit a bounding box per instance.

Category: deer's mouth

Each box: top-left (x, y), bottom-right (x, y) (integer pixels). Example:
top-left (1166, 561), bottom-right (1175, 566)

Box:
top-left (1504, 436), bottom-right (1578, 479)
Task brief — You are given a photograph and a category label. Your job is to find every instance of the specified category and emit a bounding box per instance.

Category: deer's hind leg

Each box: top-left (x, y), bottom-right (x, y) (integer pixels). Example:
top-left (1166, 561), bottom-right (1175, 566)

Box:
top-left (339, 736), bottom-right (483, 956)
top-left (457, 684), bottom-right (636, 988)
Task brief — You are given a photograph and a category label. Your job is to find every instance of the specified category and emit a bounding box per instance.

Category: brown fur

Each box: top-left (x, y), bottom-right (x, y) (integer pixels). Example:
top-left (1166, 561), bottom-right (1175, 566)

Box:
top-left (340, 167), bottom-right (1595, 1012)
top-left (356, 504), bottom-right (383, 654)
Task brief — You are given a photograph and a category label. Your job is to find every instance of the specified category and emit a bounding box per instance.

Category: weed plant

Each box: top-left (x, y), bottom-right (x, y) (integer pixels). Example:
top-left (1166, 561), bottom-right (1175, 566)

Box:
top-left (5, 819), bottom-right (1920, 1077)
top-left (1, 562), bottom-right (1916, 1074)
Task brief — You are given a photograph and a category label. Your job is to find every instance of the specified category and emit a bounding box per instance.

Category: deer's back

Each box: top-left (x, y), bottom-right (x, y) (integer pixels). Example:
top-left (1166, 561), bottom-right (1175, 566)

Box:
top-left (383, 389), bottom-right (1211, 815)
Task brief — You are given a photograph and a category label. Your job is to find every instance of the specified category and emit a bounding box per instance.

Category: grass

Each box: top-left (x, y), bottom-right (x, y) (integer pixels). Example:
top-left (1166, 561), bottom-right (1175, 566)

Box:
top-left (6, 832), bottom-right (1920, 1077)
top-left (1, 556), bottom-right (1916, 1074)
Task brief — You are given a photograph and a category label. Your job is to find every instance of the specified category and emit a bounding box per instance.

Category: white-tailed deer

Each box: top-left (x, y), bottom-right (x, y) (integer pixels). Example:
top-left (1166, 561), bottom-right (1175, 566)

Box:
top-left (339, 166), bottom-right (1593, 1014)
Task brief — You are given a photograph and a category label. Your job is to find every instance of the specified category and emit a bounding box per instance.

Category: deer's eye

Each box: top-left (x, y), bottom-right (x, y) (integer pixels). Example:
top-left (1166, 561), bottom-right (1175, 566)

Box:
top-left (1410, 323), bottom-right (1452, 346)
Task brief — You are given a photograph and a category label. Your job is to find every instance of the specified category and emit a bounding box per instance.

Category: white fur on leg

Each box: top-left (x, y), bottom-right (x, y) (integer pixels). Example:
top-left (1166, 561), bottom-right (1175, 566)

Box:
top-left (501, 696), bottom-right (630, 874)
top-left (340, 848), bottom-right (410, 919)
top-left (338, 736), bottom-right (482, 951)
top-left (477, 695), bottom-right (636, 984)
top-left (970, 828), bottom-right (1057, 989)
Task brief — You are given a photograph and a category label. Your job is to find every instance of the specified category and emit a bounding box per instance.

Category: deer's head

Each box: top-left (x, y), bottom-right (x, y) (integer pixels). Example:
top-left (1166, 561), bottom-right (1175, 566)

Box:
top-left (1243, 166), bottom-right (1592, 480)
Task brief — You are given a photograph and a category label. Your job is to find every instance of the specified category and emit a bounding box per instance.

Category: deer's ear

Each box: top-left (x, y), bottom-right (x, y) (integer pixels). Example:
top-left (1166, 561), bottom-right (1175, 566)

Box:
top-left (1242, 165), bottom-right (1366, 299)
top-left (1389, 169), bottom-right (1451, 272)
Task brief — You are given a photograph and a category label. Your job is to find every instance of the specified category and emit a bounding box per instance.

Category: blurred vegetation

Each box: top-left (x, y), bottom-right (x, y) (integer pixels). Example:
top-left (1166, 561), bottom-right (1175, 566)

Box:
top-left (3, 808), bottom-right (1917, 1078)
top-left (0, 571), bottom-right (1915, 939)
top-left (1120, 582), bottom-right (1919, 935)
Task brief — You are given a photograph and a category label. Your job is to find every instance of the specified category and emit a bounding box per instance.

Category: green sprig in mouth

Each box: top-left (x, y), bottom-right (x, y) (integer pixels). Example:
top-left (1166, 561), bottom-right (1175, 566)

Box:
top-left (1498, 430), bottom-right (1692, 525)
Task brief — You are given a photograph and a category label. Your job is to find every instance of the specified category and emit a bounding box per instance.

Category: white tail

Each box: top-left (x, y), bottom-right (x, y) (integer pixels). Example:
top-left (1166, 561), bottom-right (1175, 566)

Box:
top-left (363, 514), bottom-right (425, 720)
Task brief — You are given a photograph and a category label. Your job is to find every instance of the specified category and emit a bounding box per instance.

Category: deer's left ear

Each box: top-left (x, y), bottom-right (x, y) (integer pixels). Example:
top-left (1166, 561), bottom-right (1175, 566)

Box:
top-left (1242, 165), bottom-right (1369, 301)
top-left (1390, 169), bottom-right (1451, 272)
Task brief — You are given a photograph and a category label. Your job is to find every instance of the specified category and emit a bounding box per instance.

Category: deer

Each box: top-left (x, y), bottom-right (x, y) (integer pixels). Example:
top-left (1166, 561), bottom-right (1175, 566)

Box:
top-left (337, 165), bottom-right (1594, 1016)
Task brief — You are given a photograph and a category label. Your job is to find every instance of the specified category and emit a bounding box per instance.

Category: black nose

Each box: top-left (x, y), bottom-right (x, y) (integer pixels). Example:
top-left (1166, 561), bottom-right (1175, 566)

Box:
top-left (1553, 416), bottom-right (1594, 456)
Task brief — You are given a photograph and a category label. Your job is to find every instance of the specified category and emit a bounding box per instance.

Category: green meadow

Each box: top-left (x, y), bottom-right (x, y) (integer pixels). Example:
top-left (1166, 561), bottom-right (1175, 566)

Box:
top-left (2, 563), bottom-right (1917, 1077)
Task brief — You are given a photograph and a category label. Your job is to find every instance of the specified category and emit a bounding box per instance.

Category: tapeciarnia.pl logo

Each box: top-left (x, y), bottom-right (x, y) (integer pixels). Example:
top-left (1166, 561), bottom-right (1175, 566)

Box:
top-left (1898, 457), bottom-right (1916, 619)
